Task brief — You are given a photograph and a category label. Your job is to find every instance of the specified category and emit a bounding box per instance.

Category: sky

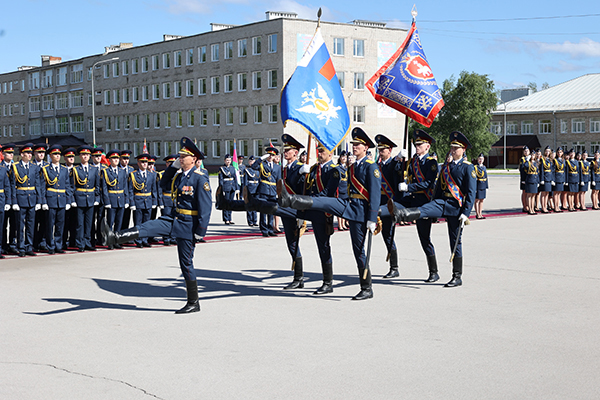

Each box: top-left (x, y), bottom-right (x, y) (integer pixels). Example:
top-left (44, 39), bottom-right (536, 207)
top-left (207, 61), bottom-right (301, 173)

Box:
top-left (1, 0), bottom-right (599, 91)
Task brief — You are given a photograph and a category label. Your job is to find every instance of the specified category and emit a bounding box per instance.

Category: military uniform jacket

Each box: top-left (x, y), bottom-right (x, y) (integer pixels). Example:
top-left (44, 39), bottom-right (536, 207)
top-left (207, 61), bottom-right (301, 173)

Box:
top-left (71, 164), bottom-right (100, 207)
top-left (346, 158), bottom-right (381, 223)
top-left (475, 163), bottom-right (489, 190)
top-left (93, 163), bottom-right (109, 205)
top-left (11, 161), bottom-right (44, 207)
top-left (539, 157), bottom-right (554, 183)
top-left (337, 165), bottom-right (348, 200)
top-left (591, 160), bottom-right (600, 184)
top-left (129, 170), bottom-right (157, 209)
top-left (251, 159), bottom-right (281, 198)
top-left (565, 159), bottom-right (580, 184)
top-left (553, 158), bottom-right (565, 184)
top-left (0, 165), bottom-right (12, 209)
top-left (523, 160), bottom-right (539, 184)
top-left (42, 164), bottom-right (72, 208)
top-left (157, 170), bottom-right (174, 208)
top-left (401, 153), bottom-right (438, 203)
top-left (377, 157), bottom-right (399, 205)
top-left (218, 165), bottom-right (239, 192)
top-left (282, 160), bottom-right (305, 194)
top-left (160, 166), bottom-right (212, 239)
top-left (306, 160), bottom-right (341, 198)
top-left (243, 168), bottom-right (259, 195)
top-left (579, 160), bottom-right (591, 183)
top-left (101, 167), bottom-right (130, 208)
top-left (433, 158), bottom-right (476, 217)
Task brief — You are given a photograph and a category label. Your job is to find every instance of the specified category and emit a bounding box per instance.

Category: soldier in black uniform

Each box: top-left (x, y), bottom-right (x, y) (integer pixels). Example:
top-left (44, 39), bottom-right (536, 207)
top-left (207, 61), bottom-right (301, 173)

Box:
top-left (2, 143), bottom-right (18, 255)
top-left (243, 156), bottom-right (259, 226)
top-left (119, 150), bottom-right (135, 230)
top-left (91, 147), bottom-right (108, 247)
top-left (61, 148), bottom-right (78, 250)
top-left (32, 143), bottom-right (49, 252)
top-left (218, 154), bottom-right (239, 225)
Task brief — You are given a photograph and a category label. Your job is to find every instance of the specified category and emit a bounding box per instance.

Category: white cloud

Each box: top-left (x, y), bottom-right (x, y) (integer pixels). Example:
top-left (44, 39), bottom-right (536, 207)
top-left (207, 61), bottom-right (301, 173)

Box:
top-left (541, 60), bottom-right (588, 73)
top-left (529, 38), bottom-right (600, 58)
top-left (386, 19), bottom-right (410, 30)
top-left (161, 0), bottom-right (248, 15)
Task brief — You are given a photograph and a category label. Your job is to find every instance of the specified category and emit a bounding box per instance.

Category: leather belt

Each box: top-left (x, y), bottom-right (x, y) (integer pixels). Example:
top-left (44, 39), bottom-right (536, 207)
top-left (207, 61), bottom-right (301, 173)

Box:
top-left (261, 180), bottom-right (276, 186)
top-left (48, 188), bottom-right (66, 193)
top-left (176, 208), bottom-right (198, 216)
top-left (76, 188), bottom-right (95, 192)
top-left (134, 193), bottom-right (151, 196)
top-left (17, 187), bottom-right (35, 191)
top-left (108, 190), bottom-right (124, 194)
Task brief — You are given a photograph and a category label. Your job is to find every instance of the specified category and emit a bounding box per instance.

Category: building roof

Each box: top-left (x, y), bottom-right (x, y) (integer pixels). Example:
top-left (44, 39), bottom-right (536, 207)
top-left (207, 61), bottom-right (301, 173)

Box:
top-left (493, 74), bottom-right (600, 115)
top-left (491, 135), bottom-right (540, 149)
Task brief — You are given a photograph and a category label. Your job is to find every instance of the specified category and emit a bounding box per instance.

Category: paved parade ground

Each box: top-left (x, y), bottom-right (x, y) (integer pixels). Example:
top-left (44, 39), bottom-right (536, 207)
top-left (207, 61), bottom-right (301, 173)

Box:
top-left (1, 174), bottom-right (599, 399)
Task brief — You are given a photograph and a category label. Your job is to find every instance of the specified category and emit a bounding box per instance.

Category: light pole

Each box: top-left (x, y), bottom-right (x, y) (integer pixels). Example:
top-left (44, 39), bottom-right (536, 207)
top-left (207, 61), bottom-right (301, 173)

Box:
top-left (90, 57), bottom-right (119, 147)
top-left (503, 101), bottom-right (507, 170)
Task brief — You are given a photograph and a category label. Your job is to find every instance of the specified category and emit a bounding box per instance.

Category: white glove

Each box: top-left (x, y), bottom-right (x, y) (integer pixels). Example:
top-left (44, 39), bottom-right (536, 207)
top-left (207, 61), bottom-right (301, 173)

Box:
top-left (593, 181), bottom-right (596, 187)
top-left (35, 204), bottom-right (41, 211)
top-left (12, 204), bottom-right (20, 211)
top-left (551, 181), bottom-right (555, 186)
top-left (398, 182), bottom-right (408, 192)
top-left (580, 182), bottom-right (584, 186)
top-left (65, 204), bottom-right (71, 210)
top-left (297, 219), bottom-right (305, 228)
top-left (172, 158), bottom-right (181, 169)
top-left (459, 214), bottom-right (469, 224)
top-left (94, 201), bottom-right (99, 206)
top-left (4, 205), bottom-right (10, 211)
top-left (42, 204), bottom-right (49, 211)
top-left (130, 206), bottom-right (136, 211)
top-left (152, 205), bottom-right (157, 209)
top-left (540, 181), bottom-right (544, 185)
top-left (366, 220), bottom-right (377, 233)
top-left (71, 202), bottom-right (77, 208)
top-left (234, 190), bottom-right (240, 198)
top-left (399, 149), bottom-right (408, 159)
top-left (160, 205), bottom-right (164, 209)
top-left (261, 154), bottom-right (270, 160)
top-left (125, 203), bottom-right (129, 208)
top-left (299, 164), bottom-right (310, 174)
top-left (194, 233), bottom-right (203, 241)
top-left (105, 204), bottom-right (112, 209)
top-left (521, 181), bottom-right (525, 185)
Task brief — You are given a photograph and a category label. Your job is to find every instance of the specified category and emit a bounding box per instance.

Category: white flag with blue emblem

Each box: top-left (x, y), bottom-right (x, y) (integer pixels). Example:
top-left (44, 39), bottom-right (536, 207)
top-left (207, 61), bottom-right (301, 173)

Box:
top-left (281, 28), bottom-right (350, 151)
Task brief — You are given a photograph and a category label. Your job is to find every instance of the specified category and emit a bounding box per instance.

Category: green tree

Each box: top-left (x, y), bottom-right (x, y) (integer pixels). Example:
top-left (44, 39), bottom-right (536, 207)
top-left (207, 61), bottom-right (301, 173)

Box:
top-left (410, 71), bottom-right (498, 161)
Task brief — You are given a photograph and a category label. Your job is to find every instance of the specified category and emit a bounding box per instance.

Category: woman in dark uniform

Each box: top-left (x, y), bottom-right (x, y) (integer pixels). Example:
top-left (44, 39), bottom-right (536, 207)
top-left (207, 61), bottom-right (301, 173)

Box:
top-left (565, 149), bottom-right (580, 211)
top-left (474, 153), bottom-right (488, 219)
top-left (539, 146), bottom-right (553, 213)
top-left (336, 150), bottom-right (349, 230)
top-left (519, 146), bottom-right (530, 212)
top-left (552, 147), bottom-right (566, 212)
top-left (523, 150), bottom-right (539, 215)
top-left (578, 150), bottom-right (590, 210)
top-left (590, 150), bottom-right (600, 209)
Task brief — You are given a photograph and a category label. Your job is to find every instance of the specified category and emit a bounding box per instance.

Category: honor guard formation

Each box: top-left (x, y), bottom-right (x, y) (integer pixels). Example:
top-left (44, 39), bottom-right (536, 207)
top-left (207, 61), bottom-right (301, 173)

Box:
top-left (3, 129), bottom-right (482, 313)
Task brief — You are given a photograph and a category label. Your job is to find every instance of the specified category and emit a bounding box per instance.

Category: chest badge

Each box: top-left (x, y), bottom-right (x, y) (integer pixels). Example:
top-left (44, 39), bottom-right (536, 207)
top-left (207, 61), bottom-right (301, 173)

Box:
top-left (181, 185), bottom-right (194, 196)
top-left (374, 169), bottom-right (380, 178)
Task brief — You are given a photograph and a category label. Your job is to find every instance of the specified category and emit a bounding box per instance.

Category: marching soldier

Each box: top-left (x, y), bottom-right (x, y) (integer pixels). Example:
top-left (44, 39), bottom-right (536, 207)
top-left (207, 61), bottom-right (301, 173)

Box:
top-left (33, 143), bottom-right (49, 252)
top-left (389, 131), bottom-right (476, 288)
top-left (11, 143), bottom-right (44, 257)
top-left (104, 137), bottom-right (212, 314)
top-left (119, 150), bottom-right (135, 230)
top-left (42, 145), bottom-right (72, 254)
top-left (101, 150), bottom-right (130, 249)
top-left (2, 143), bottom-right (18, 255)
top-left (391, 130), bottom-right (440, 282)
top-left (129, 153), bottom-right (158, 247)
top-left (218, 154), bottom-right (239, 225)
top-left (277, 127), bottom-right (381, 300)
top-left (251, 147), bottom-right (281, 237)
top-left (474, 153), bottom-right (489, 219)
top-left (0, 155), bottom-right (12, 258)
top-left (71, 145), bottom-right (101, 252)
top-left (243, 156), bottom-right (259, 227)
top-left (62, 148), bottom-right (78, 250)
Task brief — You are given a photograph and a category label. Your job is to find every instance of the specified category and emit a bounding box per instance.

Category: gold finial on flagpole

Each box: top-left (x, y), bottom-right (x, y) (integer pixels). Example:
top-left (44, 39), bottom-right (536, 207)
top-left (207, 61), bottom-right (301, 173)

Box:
top-left (411, 5), bottom-right (418, 22)
top-left (317, 7), bottom-right (322, 27)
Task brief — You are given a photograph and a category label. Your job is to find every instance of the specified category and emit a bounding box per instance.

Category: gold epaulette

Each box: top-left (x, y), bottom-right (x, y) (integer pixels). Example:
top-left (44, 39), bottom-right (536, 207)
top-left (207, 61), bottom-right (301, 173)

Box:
top-left (365, 159), bottom-right (375, 164)
top-left (463, 160), bottom-right (472, 165)
top-left (194, 169), bottom-right (205, 175)
top-left (426, 156), bottom-right (435, 160)
top-left (330, 163), bottom-right (339, 167)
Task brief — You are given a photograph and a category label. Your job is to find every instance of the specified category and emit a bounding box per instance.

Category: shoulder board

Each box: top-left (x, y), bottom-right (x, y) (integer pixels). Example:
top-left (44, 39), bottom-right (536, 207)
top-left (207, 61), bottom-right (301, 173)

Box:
top-left (463, 160), bottom-right (472, 165)
top-left (330, 163), bottom-right (339, 168)
top-left (42, 164), bottom-right (50, 170)
top-left (365, 159), bottom-right (375, 164)
top-left (194, 169), bottom-right (205, 175)
top-left (426, 156), bottom-right (435, 160)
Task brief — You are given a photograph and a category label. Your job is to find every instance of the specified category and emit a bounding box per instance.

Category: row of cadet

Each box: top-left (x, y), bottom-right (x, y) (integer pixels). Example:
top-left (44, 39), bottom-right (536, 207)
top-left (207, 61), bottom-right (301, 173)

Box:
top-left (0, 142), bottom-right (186, 258)
top-left (519, 145), bottom-right (600, 214)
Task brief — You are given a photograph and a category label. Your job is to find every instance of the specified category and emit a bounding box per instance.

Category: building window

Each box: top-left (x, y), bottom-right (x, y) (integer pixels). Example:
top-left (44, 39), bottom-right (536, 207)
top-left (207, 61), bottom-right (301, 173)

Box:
top-left (57, 116), bottom-right (69, 134)
top-left (591, 142), bottom-right (600, 154)
top-left (506, 121), bottom-right (518, 135)
top-left (174, 81), bottom-right (182, 98)
top-left (226, 108), bottom-right (234, 125)
top-left (268, 104), bottom-right (278, 123)
top-left (174, 51), bottom-right (182, 67)
top-left (29, 72), bottom-right (40, 89)
top-left (337, 71), bottom-right (345, 89)
top-left (29, 119), bottom-right (41, 136)
top-left (104, 64), bottom-right (110, 78)
top-left (186, 48), bottom-right (194, 65)
top-left (163, 53), bottom-right (171, 69)
top-left (113, 89), bottom-right (120, 104)
top-left (42, 95), bottom-right (54, 111)
top-left (354, 73), bottom-right (365, 90)
top-left (489, 121), bottom-right (502, 135)
top-left (198, 78), bottom-right (207, 95)
top-left (176, 111), bottom-right (183, 128)
top-left (539, 120), bottom-right (552, 134)
top-left (122, 60), bottom-right (129, 76)
top-left (238, 39), bottom-right (247, 57)
top-left (333, 38), bottom-right (344, 56)
top-left (132, 59), bottom-right (139, 74)
top-left (240, 107), bottom-right (248, 125)
top-left (71, 91), bottom-right (84, 108)
top-left (113, 62), bottom-right (119, 77)
top-left (134, 115), bottom-right (140, 130)
top-left (561, 119), bottom-right (568, 133)
top-left (188, 111), bottom-right (195, 127)
top-left (238, 73), bottom-right (247, 91)
top-left (152, 55), bottom-right (160, 70)
top-left (57, 93), bottom-right (68, 109)
top-left (252, 36), bottom-right (261, 55)
top-left (253, 71), bottom-right (261, 90)
top-left (57, 67), bottom-right (67, 86)
top-left (125, 115), bottom-right (130, 130)
top-left (572, 141), bottom-right (586, 153)
top-left (268, 70), bottom-right (277, 89)
top-left (254, 139), bottom-right (263, 156)
top-left (224, 74), bottom-right (233, 93)
top-left (522, 120), bottom-right (533, 135)
top-left (572, 118), bottom-right (585, 133)
top-left (590, 118), bottom-right (600, 133)
top-left (42, 70), bottom-right (53, 88)
top-left (211, 44), bottom-right (219, 62)
top-left (268, 34), bottom-right (277, 53)
top-left (114, 116), bottom-right (121, 131)
top-left (154, 113), bottom-right (160, 129)
top-left (106, 116), bottom-right (112, 131)
top-left (213, 109), bottom-right (221, 126)
top-left (212, 140), bottom-right (221, 158)
top-left (142, 57), bottom-right (149, 72)
top-left (199, 46), bottom-right (207, 63)
top-left (186, 80), bottom-right (194, 96)
top-left (43, 118), bottom-right (54, 134)
top-left (165, 112), bottom-right (171, 128)
top-left (353, 106), bottom-right (365, 123)
top-left (104, 90), bottom-right (111, 105)
top-left (123, 88), bottom-right (130, 103)
top-left (143, 86), bottom-right (149, 101)
top-left (153, 84), bottom-right (160, 100)
top-left (71, 117), bottom-right (84, 133)
top-left (254, 106), bottom-right (262, 124)
top-left (353, 40), bottom-right (365, 57)
top-left (224, 41), bottom-right (233, 59)
top-left (212, 76), bottom-right (220, 94)
top-left (200, 109), bottom-right (208, 126)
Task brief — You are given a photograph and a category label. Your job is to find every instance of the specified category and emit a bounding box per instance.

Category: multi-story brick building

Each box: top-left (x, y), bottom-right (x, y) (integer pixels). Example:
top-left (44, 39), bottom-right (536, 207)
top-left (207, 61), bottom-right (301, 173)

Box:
top-left (489, 74), bottom-right (600, 167)
top-left (0, 12), bottom-right (407, 166)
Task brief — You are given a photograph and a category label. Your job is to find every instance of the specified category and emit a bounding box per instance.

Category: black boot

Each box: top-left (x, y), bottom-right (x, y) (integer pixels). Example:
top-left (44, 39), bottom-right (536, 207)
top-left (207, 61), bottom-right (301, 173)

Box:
top-left (314, 262), bottom-right (333, 295)
top-left (277, 180), bottom-right (313, 210)
top-left (284, 257), bottom-right (304, 289)
top-left (175, 280), bottom-right (200, 314)
top-left (352, 268), bottom-right (373, 300)
top-left (425, 254), bottom-right (440, 282)
top-left (444, 256), bottom-right (463, 287)
top-left (383, 249), bottom-right (399, 278)
top-left (103, 220), bottom-right (139, 247)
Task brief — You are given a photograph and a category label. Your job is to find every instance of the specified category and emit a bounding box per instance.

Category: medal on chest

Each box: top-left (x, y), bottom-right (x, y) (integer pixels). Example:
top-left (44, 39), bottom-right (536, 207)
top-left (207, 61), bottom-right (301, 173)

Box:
top-left (181, 185), bottom-right (194, 196)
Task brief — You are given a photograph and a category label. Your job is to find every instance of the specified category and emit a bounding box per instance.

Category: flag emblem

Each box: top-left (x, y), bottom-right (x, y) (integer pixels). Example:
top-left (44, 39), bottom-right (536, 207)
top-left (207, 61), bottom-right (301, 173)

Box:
top-left (297, 83), bottom-right (342, 125)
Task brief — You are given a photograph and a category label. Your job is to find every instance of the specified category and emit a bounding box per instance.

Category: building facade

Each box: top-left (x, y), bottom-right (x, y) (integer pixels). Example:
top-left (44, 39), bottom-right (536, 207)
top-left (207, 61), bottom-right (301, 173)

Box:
top-left (0, 12), bottom-right (407, 166)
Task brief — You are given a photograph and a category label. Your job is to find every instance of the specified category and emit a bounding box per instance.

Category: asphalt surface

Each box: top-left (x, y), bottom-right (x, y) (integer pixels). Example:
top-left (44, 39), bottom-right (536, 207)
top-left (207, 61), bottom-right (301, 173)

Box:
top-left (1, 175), bottom-right (598, 399)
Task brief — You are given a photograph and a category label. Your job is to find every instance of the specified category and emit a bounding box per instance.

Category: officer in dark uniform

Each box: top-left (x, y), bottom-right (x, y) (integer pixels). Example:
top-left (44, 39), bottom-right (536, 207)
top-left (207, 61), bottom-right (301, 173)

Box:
top-left (389, 131), bottom-right (476, 288)
top-left (33, 143), bottom-right (49, 252)
top-left (553, 147), bottom-right (566, 212)
top-left (539, 146), bottom-right (554, 213)
top-left (278, 128), bottom-right (381, 300)
top-left (62, 148), bottom-right (78, 250)
top-left (519, 146), bottom-right (531, 213)
top-left (565, 149), bottom-right (579, 211)
top-left (71, 145), bottom-right (101, 252)
top-left (390, 130), bottom-right (440, 282)
top-left (101, 149), bottom-right (130, 249)
top-left (129, 153), bottom-right (158, 247)
top-left (103, 137), bottom-right (212, 314)
top-left (10, 143), bottom-right (44, 257)
top-left (148, 155), bottom-right (160, 226)
top-left (2, 143), bottom-right (18, 255)
top-left (252, 146), bottom-right (281, 237)
top-left (218, 154), bottom-right (239, 225)
top-left (591, 149), bottom-right (600, 209)
top-left (474, 153), bottom-right (489, 219)
top-left (42, 145), bottom-right (72, 254)
top-left (159, 155), bottom-right (178, 245)
top-left (119, 150), bottom-right (135, 230)
top-left (90, 147), bottom-right (108, 247)
top-left (374, 134), bottom-right (401, 278)
top-left (0, 154), bottom-right (12, 258)
top-left (243, 156), bottom-right (259, 226)
top-left (579, 149), bottom-right (590, 210)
